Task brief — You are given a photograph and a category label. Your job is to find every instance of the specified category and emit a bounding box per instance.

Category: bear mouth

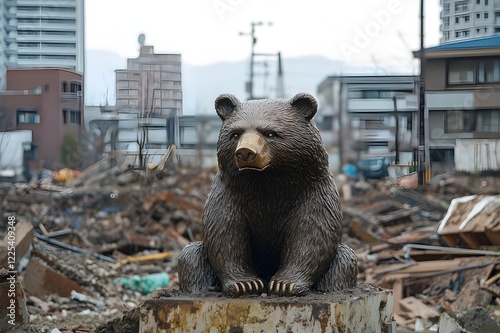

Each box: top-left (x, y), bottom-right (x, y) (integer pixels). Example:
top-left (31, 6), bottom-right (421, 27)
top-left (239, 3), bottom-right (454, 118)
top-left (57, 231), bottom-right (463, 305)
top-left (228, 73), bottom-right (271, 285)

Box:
top-left (238, 164), bottom-right (271, 172)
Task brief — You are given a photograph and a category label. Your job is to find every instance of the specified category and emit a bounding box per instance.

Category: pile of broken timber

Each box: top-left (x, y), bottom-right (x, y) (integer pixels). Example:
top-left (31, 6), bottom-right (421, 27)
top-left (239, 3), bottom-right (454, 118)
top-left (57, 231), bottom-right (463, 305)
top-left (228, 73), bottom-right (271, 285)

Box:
top-left (342, 175), bottom-right (500, 331)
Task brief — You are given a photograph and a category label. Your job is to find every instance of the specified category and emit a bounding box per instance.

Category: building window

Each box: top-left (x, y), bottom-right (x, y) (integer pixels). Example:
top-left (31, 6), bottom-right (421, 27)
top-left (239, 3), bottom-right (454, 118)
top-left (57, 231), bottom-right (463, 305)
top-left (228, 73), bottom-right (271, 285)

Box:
top-left (69, 111), bottom-right (81, 124)
top-left (41, 42), bottom-right (76, 48)
top-left (430, 149), bottom-right (455, 165)
top-left (479, 58), bottom-right (500, 82)
top-left (18, 42), bottom-right (39, 48)
top-left (477, 12), bottom-right (481, 18)
top-left (448, 57), bottom-right (500, 84)
top-left (455, 29), bottom-right (470, 37)
top-left (476, 0), bottom-right (480, 4)
top-left (63, 110), bottom-right (81, 124)
top-left (455, 1), bottom-right (469, 12)
top-left (455, 16), bottom-right (460, 23)
top-left (62, 81), bottom-right (68, 92)
top-left (17, 110), bottom-right (40, 124)
top-left (485, 0), bottom-right (489, 5)
top-left (445, 110), bottom-right (476, 133)
top-left (41, 55), bottom-right (76, 60)
top-left (484, 12), bottom-right (489, 19)
top-left (347, 90), bottom-right (411, 99)
top-left (41, 30), bottom-right (76, 37)
top-left (18, 55), bottom-right (40, 60)
top-left (444, 3), bottom-right (450, 14)
top-left (448, 59), bottom-right (476, 84)
top-left (70, 82), bottom-right (81, 93)
top-left (40, 18), bottom-right (76, 24)
top-left (443, 31), bottom-right (450, 40)
top-left (464, 15), bottom-right (470, 22)
top-left (477, 110), bottom-right (500, 132)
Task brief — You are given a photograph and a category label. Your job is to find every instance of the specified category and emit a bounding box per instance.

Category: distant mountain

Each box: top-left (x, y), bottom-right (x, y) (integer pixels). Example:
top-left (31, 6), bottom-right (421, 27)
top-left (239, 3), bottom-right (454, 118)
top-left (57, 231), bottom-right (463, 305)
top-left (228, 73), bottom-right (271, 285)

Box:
top-left (85, 50), bottom-right (406, 115)
top-left (181, 55), bottom-right (382, 114)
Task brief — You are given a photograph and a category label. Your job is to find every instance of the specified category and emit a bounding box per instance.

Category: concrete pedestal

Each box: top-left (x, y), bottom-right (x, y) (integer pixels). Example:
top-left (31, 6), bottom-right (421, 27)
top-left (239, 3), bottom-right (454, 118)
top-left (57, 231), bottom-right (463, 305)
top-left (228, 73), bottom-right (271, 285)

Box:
top-left (139, 284), bottom-right (395, 333)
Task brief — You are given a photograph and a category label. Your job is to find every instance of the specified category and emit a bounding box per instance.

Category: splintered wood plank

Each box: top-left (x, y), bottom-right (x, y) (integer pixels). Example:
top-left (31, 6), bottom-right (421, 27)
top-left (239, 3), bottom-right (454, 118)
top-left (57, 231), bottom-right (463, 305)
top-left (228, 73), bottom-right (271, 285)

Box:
top-left (399, 296), bottom-right (440, 319)
top-left (392, 278), bottom-right (403, 316)
top-left (348, 219), bottom-right (380, 244)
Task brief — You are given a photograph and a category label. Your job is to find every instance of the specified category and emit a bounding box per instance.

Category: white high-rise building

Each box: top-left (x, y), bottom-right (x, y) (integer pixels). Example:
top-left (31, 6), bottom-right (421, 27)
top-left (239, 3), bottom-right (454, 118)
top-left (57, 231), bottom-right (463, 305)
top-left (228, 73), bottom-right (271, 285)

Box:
top-left (0, 0), bottom-right (85, 89)
top-left (115, 37), bottom-right (183, 118)
top-left (440, 0), bottom-right (500, 43)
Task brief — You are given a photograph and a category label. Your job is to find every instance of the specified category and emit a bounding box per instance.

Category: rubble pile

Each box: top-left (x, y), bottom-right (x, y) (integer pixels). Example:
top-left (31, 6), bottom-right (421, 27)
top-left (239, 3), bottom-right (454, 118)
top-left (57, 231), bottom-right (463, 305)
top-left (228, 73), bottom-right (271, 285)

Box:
top-left (1, 159), bottom-right (500, 332)
top-left (341, 174), bottom-right (500, 331)
top-left (0, 158), bottom-right (215, 332)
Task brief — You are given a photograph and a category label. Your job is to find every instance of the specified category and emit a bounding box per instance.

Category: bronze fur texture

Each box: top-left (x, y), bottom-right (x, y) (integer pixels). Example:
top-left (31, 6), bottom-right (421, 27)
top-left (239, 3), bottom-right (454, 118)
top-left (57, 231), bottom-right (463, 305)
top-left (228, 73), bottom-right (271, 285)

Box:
top-left (178, 93), bottom-right (358, 297)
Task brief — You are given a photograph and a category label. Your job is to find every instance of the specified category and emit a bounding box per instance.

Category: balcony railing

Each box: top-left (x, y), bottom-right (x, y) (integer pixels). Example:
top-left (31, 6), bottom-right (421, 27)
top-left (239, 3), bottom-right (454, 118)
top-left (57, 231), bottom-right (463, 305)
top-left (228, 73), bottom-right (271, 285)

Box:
top-left (61, 92), bottom-right (82, 100)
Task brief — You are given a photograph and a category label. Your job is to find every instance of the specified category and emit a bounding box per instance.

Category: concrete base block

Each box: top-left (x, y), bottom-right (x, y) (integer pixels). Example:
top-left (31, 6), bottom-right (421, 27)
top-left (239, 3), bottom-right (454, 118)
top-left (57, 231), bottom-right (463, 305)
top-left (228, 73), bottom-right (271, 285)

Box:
top-left (140, 284), bottom-right (395, 333)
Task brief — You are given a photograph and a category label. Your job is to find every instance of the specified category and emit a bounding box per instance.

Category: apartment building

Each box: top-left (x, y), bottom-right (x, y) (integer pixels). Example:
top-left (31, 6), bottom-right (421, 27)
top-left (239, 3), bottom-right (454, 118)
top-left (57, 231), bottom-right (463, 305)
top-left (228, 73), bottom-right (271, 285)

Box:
top-left (0, 0), bottom-right (85, 90)
top-left (440, 0), bottom-right (500, 43)
top-left (415, 34), bottom-right (500, 172)
top-left (0, 68), bottom-right (83, 168)
top-left (316, 75), bottom-right (418, 171)
top-left (115, 42), bottom-right (183, 118)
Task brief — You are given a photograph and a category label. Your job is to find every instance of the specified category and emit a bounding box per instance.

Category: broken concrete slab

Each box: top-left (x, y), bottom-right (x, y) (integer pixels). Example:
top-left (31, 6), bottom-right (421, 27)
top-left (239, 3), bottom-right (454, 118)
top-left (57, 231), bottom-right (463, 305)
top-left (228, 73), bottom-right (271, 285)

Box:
top-left (438, 312), bottom-right (469, 333)
top-left (438, 307), bottom-right (500, 333)
top-left (139, 285), bottom-right (395, 333)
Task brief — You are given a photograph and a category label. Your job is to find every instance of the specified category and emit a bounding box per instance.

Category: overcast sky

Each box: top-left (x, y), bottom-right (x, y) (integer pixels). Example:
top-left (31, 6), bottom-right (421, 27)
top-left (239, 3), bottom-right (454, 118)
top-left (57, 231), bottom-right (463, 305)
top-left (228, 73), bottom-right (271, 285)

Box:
top-left (85, 0), bottom-right (442, 67)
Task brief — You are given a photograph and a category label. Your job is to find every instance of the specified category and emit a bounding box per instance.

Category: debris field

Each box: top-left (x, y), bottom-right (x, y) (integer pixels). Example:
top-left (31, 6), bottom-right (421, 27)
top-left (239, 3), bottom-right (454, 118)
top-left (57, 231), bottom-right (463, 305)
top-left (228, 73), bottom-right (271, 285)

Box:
top-left (1, 155), bottom-right (500, 332)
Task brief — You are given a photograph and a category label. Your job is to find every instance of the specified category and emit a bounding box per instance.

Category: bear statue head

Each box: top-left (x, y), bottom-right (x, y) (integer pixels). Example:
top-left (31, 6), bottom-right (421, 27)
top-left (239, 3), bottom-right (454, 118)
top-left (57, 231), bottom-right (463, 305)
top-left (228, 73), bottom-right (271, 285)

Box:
top-left (214, 93), bottom-right (326, 177)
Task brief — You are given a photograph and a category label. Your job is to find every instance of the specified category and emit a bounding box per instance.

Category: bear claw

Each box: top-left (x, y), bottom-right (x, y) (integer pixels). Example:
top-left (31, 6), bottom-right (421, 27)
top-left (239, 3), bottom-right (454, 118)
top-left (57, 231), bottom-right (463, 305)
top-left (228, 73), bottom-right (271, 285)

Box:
top-left (269, 280), bottom-right (296, 296)
top-left (230, 279), bottom-right (264, 297)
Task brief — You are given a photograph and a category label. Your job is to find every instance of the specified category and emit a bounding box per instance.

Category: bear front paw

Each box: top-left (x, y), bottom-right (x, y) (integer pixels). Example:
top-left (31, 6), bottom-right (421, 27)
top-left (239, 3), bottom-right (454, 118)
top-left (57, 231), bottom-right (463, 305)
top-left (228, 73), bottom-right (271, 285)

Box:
top-left (225, 279), bottom-right (265, 297)
top-left (268, 280), bottom-right (306, 296)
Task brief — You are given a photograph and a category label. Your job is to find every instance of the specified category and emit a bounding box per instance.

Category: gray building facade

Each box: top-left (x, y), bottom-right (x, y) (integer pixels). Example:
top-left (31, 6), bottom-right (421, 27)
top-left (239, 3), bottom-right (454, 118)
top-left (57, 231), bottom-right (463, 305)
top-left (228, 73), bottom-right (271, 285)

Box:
top-left (440, 0), bottom-right (500, 43)
top-left (0, 0), bottom-right (85, 90)
top-left (317, 75), bottom-right (419, 171)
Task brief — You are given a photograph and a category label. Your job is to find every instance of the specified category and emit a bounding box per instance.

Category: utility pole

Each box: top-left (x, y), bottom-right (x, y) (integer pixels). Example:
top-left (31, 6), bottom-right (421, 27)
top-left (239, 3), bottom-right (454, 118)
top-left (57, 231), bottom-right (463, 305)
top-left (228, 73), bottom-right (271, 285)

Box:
top-left (393, 96), bottom-right (400, 165)
top-left (240, 21), bottom-right (273, 100)
top-left (249, 22), bottom-right (257, 100)
top-left (418, 0), bottom-right (426, 187)
top-left (276, 52), bottom-right (285, 99)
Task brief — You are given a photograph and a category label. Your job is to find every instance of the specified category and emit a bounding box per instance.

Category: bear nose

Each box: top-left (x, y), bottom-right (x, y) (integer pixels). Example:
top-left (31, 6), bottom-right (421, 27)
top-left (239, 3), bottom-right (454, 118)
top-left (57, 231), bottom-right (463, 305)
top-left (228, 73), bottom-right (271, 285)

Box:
top-left (236, 147), bottom-right (257, 163)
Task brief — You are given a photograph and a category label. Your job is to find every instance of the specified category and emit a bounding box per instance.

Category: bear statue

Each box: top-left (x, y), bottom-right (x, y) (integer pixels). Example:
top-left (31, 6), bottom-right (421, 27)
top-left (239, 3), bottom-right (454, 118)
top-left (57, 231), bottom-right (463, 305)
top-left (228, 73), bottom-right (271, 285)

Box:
top-left (178, 92), bottom-right (358, 297)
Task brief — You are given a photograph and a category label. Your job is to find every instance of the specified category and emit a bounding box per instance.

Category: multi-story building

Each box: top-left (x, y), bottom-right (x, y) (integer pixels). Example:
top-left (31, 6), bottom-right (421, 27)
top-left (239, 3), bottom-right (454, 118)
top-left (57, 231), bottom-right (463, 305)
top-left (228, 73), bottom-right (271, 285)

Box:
top-left (316, 75), bottom-right (418, 171)
top-left (415, 34), bottom-right (500, 172)
top-left (440, 0), bottom-right (500, 43)
top-left (0, 0), bottom-right (85, 90)
top-left (0, 68), bottom-right (83, 169)
top-left (115, 42), bottom-right (183, 118)
top-left (101, 39), bottom-right (184, 167)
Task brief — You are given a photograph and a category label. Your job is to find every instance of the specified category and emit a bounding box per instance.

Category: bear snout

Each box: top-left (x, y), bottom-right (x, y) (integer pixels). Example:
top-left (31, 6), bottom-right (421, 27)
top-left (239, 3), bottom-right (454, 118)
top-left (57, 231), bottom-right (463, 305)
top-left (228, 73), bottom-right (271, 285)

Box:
top-left (236, 146), bottom-right (257, 163)
top-left (234, 132), bottom-right (271, 171)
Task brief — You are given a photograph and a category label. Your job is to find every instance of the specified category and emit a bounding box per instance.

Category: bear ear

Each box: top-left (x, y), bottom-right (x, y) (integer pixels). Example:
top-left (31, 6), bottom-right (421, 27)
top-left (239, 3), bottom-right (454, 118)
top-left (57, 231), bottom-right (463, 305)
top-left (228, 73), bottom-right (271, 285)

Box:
top-left (215, 94), bottom-right (241, 120)
top-left (289, 93), bottom-right (318, 121)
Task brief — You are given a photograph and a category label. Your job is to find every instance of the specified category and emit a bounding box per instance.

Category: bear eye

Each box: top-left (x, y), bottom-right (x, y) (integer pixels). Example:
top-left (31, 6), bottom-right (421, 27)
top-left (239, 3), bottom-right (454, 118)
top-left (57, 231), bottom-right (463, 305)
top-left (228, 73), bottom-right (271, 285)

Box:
top-left (265, 131), bottom-right (277, 138)
top-left (231, 133), bottom-right (240, 140)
